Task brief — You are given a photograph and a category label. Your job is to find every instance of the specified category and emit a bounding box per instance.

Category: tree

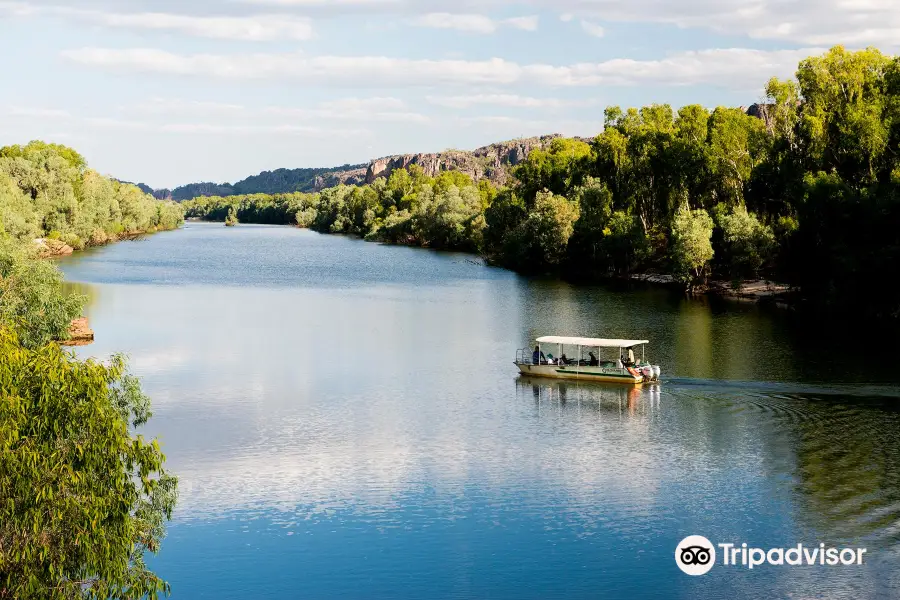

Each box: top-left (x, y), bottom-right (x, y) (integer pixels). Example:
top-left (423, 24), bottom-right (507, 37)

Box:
top-left (713, 204), bottom-right (775, 283)
top-left (513, 138), bottom-right (592, 201)
top-left (224, 206), bottom-right (239, 226)
top-left (502, 190), bottom-right (580, 271)
top-left (796, 46), bottom-right (891, 187)
top-left (566, 177), bottom-right (614, 270)
top-left (0, 236), bottom-right (85, 349)
top-left (707, 108), bottom-right (768, 206)
top-left (0, 141), bottom-right (182, 245)
top-left (670, 204), bottom-right (714, 288)
top-left (0, 328), bottom-right (177, 599)
top-left (0, 175), bottom-right (40, 241)
top-left (483, 189), bottom-right (527, 259)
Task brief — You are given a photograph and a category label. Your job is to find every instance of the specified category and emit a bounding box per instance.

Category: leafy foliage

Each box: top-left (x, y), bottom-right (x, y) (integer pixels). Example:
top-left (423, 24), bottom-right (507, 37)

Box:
top-left (0, 236), bottom-right (85, 349)
top-left (670, 205), bottom-right (715, 286)
top-left (0, 142), bottom-right (179, 596)
top-left (224, 206), bottom-right (239, 227)
top-left (0, 141), bottom-right (183, 249)
top-left (0, 328), bottom-right (176, 599)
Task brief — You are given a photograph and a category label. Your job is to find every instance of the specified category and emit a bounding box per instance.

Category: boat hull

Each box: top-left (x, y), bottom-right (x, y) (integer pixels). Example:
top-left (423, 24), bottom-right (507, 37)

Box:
top-left (515, 363), bottom-right (644, 385)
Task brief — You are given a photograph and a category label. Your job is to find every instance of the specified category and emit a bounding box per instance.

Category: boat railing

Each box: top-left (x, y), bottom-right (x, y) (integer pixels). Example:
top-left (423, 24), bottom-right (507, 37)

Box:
top-left (515, 347), bottom-right (534, 365)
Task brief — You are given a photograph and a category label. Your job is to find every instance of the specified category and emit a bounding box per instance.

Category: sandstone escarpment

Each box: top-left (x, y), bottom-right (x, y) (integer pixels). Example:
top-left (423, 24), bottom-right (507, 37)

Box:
top-left (363, 135), bottom-right (562, 186)
top-left (312, 166), bottom-right (369, 191)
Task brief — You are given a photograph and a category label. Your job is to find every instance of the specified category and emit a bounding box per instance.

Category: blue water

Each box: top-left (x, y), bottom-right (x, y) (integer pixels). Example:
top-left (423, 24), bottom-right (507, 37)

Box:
top-left (60, 223), bottom-right (900, 599)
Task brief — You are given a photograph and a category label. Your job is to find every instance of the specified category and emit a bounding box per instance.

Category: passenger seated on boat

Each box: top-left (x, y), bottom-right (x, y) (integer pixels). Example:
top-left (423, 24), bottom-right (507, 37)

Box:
top-left (532, 346), bottom-right (546, 365)
top-left (560, 353), bottom-right (569, 365)
top-left (588, 352), bottom-right (598, 366)
top-left (546, 353), bottom-right (555, 365)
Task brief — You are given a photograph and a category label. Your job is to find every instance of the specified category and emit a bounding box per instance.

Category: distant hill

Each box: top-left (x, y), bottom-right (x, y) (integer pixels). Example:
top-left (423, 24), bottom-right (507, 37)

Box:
top-left (360, 135), bottom-right (562, 187)
top-left (115, 179), bottom-right (172, 200)
top-left (129, 135), bottom-right (590, 201)
top-left (157, 165), bottom-right (367, 201)
top-left (115, 107), bottom-right (770, 202)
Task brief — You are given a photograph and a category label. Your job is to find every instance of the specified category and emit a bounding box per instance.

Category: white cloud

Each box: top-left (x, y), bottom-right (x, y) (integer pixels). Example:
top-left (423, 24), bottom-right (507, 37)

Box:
top-left (538, 0), bottom-right (900, 48)
top-left (230, 0), bottom-right (900, 48)
top-left (327, 97), bottom-right (408, 111)
top-left (411, 12), bottom-right (496, 33)
top-left (426, 94), bottom-right (597, 109)
top-left (581, 20), bottom-right (605, 38)
top-left (95, 11), bottom-right (313, 41)
top-left (128, 98), bottom-right (246, 115)
top-left (13, 95), bottom-right (427, 131)
top-left (504, 15), bottom-right (539, 31)
top-left (239, 0), bottom-right (400, 6)
top-left (411, 12), bottom-right (538, 34)
top-left (61, 48), bottom-right (523, 85)
top-left (0, 2), bottom-right (314, 41)
top-left (412, 13), bottom-right (497, 33)
top-left (265, 100), bottom-right (430, 123)
top-left (62, 46), bottom-right (821, 90)
top-left (5, 106), bottom-right (71, 118)
top-left (83, 116), bottom-right (368, 137)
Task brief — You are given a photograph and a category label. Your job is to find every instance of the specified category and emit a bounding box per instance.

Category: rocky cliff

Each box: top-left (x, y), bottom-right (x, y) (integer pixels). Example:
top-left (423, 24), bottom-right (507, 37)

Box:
top-left (136, 135), bottom-right (566, 200)
top-left (362, 135), bottom-right (561, 186)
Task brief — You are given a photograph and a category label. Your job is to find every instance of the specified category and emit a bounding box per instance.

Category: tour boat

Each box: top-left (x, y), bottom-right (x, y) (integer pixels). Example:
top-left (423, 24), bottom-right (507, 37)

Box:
top-left (515, 336), bottom-right (662, 385)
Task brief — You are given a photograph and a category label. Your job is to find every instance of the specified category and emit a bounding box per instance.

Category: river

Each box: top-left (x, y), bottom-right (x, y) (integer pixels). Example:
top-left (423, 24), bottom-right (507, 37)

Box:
top-left (59, 222), bottom-right (900, 599)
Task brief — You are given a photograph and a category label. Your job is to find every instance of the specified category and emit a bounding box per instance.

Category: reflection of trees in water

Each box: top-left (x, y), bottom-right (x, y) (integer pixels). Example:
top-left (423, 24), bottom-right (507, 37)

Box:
top-left (513, 276), bottom-right (900, 384)
top-left (61, 281), bottom-right (97, 311)
top-left (785, 395), bottom-right (900, 545)
top-left (516, 376), bottom-right (661, 420)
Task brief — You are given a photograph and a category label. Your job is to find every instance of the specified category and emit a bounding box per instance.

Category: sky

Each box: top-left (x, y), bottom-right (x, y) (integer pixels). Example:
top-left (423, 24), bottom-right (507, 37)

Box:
top-left (0, 0), bottom-right (897, 188)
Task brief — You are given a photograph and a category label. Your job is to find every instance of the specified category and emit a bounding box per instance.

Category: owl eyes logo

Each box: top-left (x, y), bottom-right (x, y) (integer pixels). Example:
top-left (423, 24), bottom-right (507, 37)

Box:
top-left (680, 545), bottom-right (712, 565)
top-left (676, 536), bottom-right (716, 575)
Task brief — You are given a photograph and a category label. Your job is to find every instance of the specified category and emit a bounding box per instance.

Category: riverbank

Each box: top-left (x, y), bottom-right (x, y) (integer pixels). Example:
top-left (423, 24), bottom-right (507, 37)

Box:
top-left (59, 317), bottom-right (94, 346)
top-left (628, 273), bottom-right (795, 307)
top-left (190, 218), bottom-right (795, 309)
top-left (34, 226), bottom-right (181, 259)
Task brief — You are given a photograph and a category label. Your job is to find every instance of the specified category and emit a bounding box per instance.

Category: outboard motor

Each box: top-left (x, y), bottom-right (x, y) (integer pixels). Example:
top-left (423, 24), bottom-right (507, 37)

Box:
top-left (652, 365), bottom-right (661, 380)
top-left (642, 366), bottom-right (654, 379)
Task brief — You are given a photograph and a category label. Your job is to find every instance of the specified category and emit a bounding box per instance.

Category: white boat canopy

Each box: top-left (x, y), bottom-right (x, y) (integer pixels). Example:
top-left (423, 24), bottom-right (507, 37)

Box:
top-left (536, 336), bottom-right (649, 348)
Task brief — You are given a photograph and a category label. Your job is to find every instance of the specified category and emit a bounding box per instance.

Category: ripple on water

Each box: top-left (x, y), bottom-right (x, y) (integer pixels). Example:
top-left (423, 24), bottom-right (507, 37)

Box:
top-left (59, 224), bottom-right (900, 599)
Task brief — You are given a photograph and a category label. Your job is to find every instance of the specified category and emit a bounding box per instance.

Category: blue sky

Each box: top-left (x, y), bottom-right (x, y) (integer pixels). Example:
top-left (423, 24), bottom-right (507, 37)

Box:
top-left (0, 0), bottom-right (895, 188)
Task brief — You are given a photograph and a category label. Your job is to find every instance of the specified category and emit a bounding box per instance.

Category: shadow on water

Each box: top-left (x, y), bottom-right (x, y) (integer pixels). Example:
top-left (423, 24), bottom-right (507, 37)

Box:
top-left (517, 373), bottom-right (900, 554)
top-left (514, 276), bottom-right (900, 385)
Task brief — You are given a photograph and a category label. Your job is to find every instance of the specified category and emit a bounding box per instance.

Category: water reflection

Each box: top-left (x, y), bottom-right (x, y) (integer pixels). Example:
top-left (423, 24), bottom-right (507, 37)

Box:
top-left (517, 376), bottom-right (661, 417)
top-left (55, 223), bottom-right (900, 599)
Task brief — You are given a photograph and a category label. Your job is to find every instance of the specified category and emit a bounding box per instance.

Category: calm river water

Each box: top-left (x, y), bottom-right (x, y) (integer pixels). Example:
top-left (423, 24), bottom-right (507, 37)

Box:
top-left (59, 222), bottom-right (900, 599)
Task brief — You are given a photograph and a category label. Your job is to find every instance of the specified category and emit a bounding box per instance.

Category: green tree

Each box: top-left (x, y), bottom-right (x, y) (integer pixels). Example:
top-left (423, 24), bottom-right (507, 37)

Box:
top-left (713, 204), bottom-right (776, 282)
top-left (513, 138), bottom-right (592, 201)
top-left (670, 204), bottom-right (714, 287)
top-left (0, 328), bottom-right (176, 599)
top-left (224, 206), bottom-right (239, 226)
top-left (502, 191), bottom-right (580, 271)
top-left (796, 46), bottom-right (891, 186)
top-left (0, 175), bottom-right (40, 240)
top-left (707, 107), bottom-right (769, 206)
top-left (0, 236), bottom-right (85, 349)
top-left (483, 189), bottom-right (527, 260)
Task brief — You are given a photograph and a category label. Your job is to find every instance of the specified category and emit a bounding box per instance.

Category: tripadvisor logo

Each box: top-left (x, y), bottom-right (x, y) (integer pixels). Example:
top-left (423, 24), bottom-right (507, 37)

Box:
top-left (675, 536), bottom-right (868, 575)
top-left (675, 535), bottom-right (716, 575)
